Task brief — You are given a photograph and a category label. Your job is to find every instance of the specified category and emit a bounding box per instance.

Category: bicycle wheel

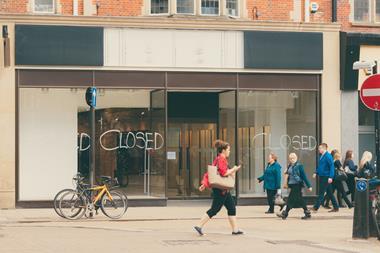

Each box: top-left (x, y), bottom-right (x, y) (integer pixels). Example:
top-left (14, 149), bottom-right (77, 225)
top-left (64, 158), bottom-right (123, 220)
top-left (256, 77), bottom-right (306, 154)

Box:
top-left (100, 190), bottom-right (127, 219)
top-left (59, 190), bottom-right (86, 220)
top-left (53, 188), bottom-right (73, 218)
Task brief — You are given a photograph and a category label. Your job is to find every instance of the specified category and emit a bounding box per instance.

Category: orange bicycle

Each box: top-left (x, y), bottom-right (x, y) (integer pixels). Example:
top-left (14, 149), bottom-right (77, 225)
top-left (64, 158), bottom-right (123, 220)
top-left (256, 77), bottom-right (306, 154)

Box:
top-left (59, 176), bottom-right (127, 220)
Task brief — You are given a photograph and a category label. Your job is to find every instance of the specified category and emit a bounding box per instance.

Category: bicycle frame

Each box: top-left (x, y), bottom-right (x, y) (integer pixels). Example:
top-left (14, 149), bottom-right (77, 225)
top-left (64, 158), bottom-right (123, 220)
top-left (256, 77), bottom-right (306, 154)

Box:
top-left (89, 185), bottom-right (113, 204)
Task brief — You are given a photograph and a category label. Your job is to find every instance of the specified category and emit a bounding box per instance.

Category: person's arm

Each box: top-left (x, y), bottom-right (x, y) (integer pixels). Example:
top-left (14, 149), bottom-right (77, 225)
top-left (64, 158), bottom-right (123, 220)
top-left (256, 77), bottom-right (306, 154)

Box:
top-left (299, 165), bottom-right (312, 189)
top-left (348, 160), bottom-right (356, 172)
top-left (328, 156), bottom-right (335, 181)
top-left (218, 158), bottom-right (240, 176)
top-left (275, 164), bottom-right (282, 190)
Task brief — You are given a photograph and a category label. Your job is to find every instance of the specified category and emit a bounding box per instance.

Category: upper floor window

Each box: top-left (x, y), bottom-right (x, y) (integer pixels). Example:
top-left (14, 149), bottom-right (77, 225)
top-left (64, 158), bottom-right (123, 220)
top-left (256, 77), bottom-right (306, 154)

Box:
top-left (353, 0), bottom-right (380, 23)
top-left (177, 0), bottom-right (195, 14)
top-left (201, 0), bottom-right (219, 15)
top-left (34, 0), bottom-right (55, 13)
top-left (149, 0), bottom-right (239, 17)
top-left (151, 0), bottom-right (169, 14)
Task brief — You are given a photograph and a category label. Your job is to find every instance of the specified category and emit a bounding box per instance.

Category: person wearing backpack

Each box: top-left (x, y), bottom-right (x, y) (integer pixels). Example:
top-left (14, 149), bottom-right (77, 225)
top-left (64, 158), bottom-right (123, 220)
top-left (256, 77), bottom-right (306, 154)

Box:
top-left (277, 153), bottom-right (312, 220)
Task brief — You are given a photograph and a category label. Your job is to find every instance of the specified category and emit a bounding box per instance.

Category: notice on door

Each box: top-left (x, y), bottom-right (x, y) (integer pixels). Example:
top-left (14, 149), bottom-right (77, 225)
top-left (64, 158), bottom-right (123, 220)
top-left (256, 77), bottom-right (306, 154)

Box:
top-left (167, 151), bottom-right (176, 160)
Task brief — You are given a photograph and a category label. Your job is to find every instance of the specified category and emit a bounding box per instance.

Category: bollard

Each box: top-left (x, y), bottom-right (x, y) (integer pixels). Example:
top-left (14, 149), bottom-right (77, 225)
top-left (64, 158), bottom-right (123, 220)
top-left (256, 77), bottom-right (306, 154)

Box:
top-left (353, 178), bottom-right (370, 239)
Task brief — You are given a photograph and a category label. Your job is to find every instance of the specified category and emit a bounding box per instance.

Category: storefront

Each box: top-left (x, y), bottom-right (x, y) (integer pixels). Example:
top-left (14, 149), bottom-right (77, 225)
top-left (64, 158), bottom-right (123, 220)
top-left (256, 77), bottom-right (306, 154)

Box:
top-left (0, 16), bottom-right (341, 208)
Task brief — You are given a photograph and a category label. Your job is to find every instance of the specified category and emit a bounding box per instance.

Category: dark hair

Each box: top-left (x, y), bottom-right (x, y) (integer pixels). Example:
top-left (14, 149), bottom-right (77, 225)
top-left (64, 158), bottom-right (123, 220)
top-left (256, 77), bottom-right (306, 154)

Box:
top-left (214, 140), bottom-right (230, 154)
top-left (343, 150), bottom-right (353, 167)
top-left (320, 143), bottom-right (328, 149)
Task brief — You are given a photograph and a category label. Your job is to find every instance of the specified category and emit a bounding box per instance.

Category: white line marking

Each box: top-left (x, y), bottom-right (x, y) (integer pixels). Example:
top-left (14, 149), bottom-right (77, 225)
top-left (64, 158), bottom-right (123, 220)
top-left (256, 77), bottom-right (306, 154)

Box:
top-left (363, 88), bottom-right (380, 97)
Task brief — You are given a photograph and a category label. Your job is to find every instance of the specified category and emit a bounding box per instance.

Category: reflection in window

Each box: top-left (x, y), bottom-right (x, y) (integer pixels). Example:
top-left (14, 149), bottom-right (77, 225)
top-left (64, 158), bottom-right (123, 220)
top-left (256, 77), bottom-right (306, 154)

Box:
top-left (151, 0), bottom-right (169, 14)
top-left (354, 0), bottom-right (370, 22)
top-left (201, 0), bottom-right (219, 15)
top-left (238, 91), bottom-right (318, 196)
top-left (226, 0), bottom-right (238, 16)
top-left (377, 0), bottom-right (380, 22)
top-left (177, 0), bottom-right (194, 14)
top-left (34, 0), bottom-right (55, 13)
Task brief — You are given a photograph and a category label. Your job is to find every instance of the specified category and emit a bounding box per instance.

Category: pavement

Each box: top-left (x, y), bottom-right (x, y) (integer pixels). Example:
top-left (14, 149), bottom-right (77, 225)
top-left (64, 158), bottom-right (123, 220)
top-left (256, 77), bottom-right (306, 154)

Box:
top-left (0, 202), bottom-right (379, 253)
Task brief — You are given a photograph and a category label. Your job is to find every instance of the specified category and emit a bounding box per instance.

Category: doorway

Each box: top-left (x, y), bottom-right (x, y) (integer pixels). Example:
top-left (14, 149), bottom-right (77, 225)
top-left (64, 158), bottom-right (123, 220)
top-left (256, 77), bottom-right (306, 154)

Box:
top-left (166, 91), bottom-right (236, 198)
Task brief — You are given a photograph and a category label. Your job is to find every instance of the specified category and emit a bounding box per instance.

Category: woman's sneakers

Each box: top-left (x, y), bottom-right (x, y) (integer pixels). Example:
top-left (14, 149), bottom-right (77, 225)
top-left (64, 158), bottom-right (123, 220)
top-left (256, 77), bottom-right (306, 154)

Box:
top-left (301, 210), bottom-right (311, 220)
top-left (194, 226), bottom-right (204, 236)
top-left (232, 230), bottom-right (244, 235)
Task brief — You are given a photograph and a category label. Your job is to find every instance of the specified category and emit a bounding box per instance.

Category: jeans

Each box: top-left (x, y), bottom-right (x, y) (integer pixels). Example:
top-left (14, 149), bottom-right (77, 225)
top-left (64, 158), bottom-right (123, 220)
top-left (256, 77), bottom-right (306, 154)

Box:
top-left (314, 176), bottom-right (339, 210)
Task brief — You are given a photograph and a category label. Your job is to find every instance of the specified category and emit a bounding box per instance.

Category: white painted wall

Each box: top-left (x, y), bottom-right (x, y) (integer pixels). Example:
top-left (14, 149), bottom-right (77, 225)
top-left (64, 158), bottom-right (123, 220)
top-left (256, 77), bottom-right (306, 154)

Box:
top-left (104, 28), bottom-right (244, 69)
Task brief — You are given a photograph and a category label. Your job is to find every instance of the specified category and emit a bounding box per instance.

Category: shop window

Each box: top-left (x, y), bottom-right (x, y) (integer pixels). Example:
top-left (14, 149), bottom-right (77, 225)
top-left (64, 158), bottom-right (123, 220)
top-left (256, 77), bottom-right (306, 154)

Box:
top-left (151, 0), bottom-right (169, 14)
top-left (226, 0), bottom-right (238, 16)
top-left (33, 0), bottom-right (55, 13)
top-left (238, 91), bottom-right (318, 196)
top-left (201, 0), bottom-right (219, 15)
top-left (376, 0), bottom-right (380, 21)
top-left (177, 0), bottom-right (195, 14)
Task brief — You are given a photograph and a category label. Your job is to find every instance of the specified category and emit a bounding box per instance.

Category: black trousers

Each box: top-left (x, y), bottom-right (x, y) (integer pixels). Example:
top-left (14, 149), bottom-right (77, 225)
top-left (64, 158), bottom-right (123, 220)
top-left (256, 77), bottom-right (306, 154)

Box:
top-left (266, 189), bottom-right (277, 212)
top-left (314, 176), bottom-right (339, 210)
top-left (285, 184), bottom-right (308, 213)
top-left (325, 180), bottom-right (353, 208)
top-left (346, 174), bottom-right (356, 202)
top-left (206, 188), bottom-right (236, 218)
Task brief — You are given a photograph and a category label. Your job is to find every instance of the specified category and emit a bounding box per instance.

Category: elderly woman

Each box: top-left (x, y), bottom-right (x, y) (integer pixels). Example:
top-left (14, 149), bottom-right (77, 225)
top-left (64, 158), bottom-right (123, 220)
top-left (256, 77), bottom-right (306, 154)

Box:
top-left (258, 152), bottom-right (282, 214)
top-left (277, 153), bottom-right (312, 220)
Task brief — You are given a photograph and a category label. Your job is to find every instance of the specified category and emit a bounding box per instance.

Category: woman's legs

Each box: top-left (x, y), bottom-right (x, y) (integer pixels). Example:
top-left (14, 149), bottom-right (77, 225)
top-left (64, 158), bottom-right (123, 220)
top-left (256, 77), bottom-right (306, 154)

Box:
top-left (336, 181), bottom-right (353, 208)
top-left (347, 175), bottom-right (355, 202)
top-left (266, 189), bottom-right (276, 213)
top-left (223, 192), bottom-right (242, 233)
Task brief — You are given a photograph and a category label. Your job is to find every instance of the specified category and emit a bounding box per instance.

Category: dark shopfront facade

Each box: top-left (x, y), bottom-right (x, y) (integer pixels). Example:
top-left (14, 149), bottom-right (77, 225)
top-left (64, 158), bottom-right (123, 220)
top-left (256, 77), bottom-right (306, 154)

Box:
top-left (9, 20), bottom-right (339, 208)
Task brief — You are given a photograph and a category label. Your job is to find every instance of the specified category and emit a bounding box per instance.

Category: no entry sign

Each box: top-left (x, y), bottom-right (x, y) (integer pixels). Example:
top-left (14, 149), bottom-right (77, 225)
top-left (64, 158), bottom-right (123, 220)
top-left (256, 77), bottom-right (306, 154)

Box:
top-left (360, 74), bottom-right (380, 111)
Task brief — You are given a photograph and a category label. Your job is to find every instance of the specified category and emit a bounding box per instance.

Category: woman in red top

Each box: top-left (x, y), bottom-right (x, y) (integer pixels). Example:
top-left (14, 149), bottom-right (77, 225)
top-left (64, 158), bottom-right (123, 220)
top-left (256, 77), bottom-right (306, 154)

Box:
top-left (194, 140), bottom-right (243, 236)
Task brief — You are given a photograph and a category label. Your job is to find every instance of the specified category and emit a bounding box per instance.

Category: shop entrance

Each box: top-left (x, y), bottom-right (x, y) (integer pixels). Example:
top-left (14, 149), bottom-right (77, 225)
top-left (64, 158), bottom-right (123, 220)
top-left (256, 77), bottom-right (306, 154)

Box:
top-left (167, 91), bottom-right (236, 198)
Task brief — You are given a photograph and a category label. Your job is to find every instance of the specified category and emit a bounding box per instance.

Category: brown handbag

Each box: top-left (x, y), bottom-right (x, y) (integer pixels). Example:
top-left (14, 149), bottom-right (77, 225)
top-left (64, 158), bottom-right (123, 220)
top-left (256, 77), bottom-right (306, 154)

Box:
top-left (207, 164), bottom-right (235, 190)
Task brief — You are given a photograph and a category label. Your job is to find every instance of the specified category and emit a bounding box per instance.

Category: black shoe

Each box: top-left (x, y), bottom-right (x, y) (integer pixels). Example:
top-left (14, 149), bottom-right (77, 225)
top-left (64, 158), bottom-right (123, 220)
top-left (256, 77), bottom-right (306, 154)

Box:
top-left (301, 210), bottom-right (311, 220)
top-left (194, 226), bottom-right (204, 236)
top-left (232, 230), bottom-right (244, 235)
top-left (276, 211), bottom-right (288, 220)
top-left (265, 210), bottom-right (274, 214)
top-left (328, 208), bottom-right (339, 213)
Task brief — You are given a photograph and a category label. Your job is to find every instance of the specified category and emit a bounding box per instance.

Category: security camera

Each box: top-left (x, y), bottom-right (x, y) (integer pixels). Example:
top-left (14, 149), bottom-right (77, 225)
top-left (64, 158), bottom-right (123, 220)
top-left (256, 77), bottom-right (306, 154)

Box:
top-left (353, 60), bottom-right (377, 76)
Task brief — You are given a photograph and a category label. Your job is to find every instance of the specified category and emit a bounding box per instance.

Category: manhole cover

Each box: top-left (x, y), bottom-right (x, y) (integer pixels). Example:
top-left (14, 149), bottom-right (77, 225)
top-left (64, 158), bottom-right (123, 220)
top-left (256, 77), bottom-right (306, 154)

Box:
top-left (163, 240), bottom-right (217, 246)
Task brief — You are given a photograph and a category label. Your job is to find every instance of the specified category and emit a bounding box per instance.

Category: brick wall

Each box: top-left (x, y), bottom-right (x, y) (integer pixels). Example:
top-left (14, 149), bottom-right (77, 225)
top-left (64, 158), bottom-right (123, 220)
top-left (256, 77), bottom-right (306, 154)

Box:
top-left (0, 0), bottom-right (28, 13)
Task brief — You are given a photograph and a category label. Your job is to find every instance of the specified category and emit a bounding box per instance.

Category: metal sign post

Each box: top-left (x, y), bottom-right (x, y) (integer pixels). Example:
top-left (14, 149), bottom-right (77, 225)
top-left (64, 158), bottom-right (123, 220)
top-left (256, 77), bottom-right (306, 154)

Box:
top-left (86, 87), bottom-right (97, 187)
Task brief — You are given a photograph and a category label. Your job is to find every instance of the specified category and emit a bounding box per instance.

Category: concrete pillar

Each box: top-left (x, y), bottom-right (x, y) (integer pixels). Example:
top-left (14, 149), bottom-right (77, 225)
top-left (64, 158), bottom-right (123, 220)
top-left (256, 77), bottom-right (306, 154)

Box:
top-left (341, 91), bottom-right (359, 163)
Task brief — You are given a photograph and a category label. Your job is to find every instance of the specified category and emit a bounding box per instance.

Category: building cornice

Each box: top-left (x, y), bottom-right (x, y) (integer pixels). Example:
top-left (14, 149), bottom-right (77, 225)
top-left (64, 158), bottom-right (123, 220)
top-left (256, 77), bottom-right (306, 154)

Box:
top-left (0, 14), bottom-right (341, 32)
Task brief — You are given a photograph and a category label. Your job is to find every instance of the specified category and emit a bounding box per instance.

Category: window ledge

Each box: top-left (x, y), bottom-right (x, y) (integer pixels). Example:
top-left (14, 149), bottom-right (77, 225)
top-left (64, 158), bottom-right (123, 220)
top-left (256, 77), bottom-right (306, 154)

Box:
top-left (351, 22), bottom-right (380, 28)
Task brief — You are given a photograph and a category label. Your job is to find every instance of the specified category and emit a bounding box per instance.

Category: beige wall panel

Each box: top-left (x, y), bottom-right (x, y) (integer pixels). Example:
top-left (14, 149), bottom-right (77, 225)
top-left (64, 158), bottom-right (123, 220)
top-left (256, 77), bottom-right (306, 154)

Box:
top-left (322, 31), bottom-right (341, 152)
top-left (0, 23), bottom-right (15, 208)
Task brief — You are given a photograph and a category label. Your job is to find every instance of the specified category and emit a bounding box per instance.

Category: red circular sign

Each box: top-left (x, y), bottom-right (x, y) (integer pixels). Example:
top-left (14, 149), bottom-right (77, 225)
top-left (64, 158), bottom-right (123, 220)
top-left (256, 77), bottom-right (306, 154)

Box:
top-left (360, 74), bottom-right (380, 111)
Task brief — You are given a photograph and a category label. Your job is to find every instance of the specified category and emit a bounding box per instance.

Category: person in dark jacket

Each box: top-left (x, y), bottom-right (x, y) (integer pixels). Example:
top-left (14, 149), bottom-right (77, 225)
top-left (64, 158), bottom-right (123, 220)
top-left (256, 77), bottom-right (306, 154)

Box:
top-left (258, 152), bottom-right (282, 214)
top-left (194, 140), bottom-right (243, 236)
top-left (332, 151), bottom-right (353, 208)
top-left (312, 143), bottom-right (339, 212)
top-left (343, 150), bottom-right (357, 203)
top-left (277, 153), bottom-right (312, 220)
top-left (357, 151), bottom-right (375, 179)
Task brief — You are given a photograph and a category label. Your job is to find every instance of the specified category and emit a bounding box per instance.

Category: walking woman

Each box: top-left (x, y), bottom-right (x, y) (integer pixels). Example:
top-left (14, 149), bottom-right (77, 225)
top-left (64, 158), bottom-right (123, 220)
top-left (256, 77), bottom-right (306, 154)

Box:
top-left (332, 151), bottom-right (353, 209)
top-left (194, 140), bottom-right (243, 236)
top-left (258, 152), bottom-right (282, 214)
top-left (357, 151), bottom-right (375, 179)
top-left (343, 150), bottom-right (357, 203)
top-left (277, 153), bottom-right (312, 220)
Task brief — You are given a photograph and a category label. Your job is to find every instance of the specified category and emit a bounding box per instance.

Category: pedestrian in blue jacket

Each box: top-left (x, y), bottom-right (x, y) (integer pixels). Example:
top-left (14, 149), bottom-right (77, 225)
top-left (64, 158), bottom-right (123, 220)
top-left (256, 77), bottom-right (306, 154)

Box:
top-left (312, 143), bottom-right (339, 212)
top-left (258, 152), bottom-right (282, 214)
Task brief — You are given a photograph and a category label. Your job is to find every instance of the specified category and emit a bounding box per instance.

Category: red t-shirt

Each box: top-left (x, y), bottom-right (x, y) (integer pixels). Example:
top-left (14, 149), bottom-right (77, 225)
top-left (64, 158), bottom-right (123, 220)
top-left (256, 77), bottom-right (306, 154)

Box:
top-left (201, 155), bottom-right (229, 188)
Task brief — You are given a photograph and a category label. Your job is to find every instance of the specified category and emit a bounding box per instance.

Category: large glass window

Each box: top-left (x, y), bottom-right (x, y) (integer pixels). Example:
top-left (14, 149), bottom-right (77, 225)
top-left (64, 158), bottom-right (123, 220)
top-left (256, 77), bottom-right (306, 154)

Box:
top-left (151, 0), bottom-right (169, 14)
top-left (201, 0), bottom-right (219, 15)
top-left (354, 0), bottom-right (370, 22)
top-left (34, 0), bottom-right (55, 13)
top-left (376, 0), bottom-right (380, 21)
top-left (19, 88), bottom-right (166, 201)
top-left (177, 0), bottom-right (194, 14)
top-left (238, 91), bottom-right (318, 197)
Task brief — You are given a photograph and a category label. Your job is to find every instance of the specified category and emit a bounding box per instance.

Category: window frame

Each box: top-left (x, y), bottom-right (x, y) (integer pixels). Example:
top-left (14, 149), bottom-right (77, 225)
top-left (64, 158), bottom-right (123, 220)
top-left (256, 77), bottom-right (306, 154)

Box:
top-left (175, 0), bottom-right (196, 15)
top-left (353, 0), bottom-right (371, 23)
top-left (199, 0), bottom-right (221, 16)
top-left (33, 0), bottom-right (55, 14)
